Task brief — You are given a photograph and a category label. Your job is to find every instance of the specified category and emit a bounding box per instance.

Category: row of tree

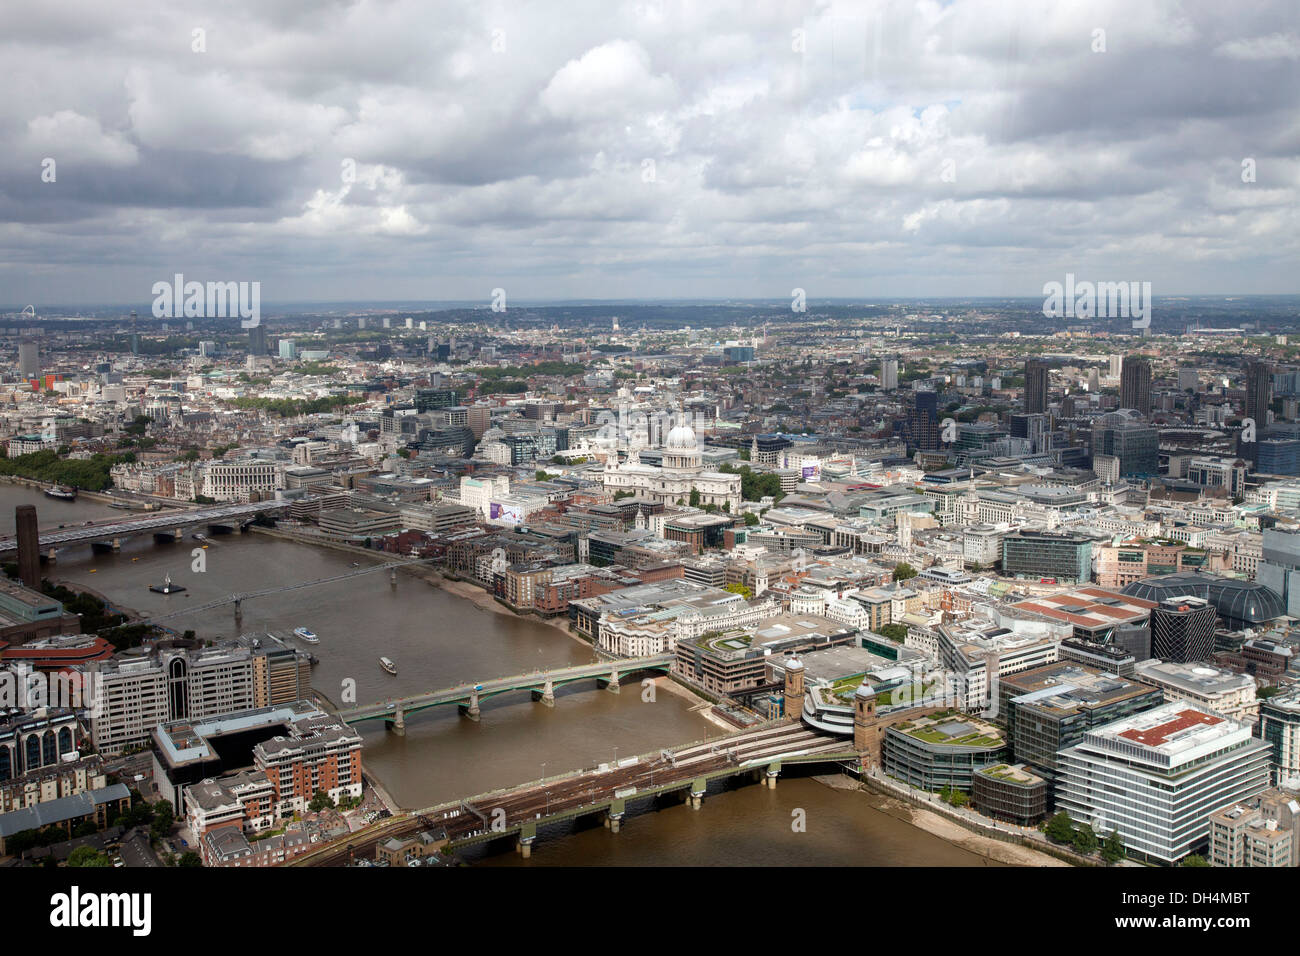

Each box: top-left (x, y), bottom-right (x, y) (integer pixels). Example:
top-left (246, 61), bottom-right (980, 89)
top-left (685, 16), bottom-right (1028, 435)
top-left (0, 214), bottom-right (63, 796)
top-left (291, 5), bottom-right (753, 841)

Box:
top-left (0, 449), bottom-right (127, 491)
top-left (1044, 811), bottom-right (1127, 863)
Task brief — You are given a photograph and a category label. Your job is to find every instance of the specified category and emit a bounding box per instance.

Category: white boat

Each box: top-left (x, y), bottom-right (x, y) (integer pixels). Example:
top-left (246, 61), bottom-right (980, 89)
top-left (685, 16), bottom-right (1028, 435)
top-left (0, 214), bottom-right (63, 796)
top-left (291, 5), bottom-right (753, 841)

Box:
top-left (293, 627), bottom-right (319, 644)
top-left (379, 656), bottom-right (398, 675)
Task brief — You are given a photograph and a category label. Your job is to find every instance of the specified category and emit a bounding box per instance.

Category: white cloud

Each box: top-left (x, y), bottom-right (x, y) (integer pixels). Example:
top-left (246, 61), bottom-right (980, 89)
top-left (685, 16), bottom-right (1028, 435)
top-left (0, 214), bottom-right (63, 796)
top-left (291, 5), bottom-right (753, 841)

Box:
top-left (24, 110), bottom-right (138, 166)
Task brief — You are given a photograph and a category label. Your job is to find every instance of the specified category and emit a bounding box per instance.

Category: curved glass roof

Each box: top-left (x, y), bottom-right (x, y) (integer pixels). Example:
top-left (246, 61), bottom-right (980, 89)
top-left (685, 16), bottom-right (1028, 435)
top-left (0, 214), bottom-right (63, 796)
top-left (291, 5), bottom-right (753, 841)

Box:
top-left (1122, 572), bottom-right (1285, 625)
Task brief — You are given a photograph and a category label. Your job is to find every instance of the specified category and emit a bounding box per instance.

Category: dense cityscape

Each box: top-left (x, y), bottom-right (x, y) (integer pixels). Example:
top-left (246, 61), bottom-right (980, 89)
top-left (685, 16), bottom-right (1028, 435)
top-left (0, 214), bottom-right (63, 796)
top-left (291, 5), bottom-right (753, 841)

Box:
top-left (3, 0), bottom-right (1296, 938)
top-left (0, 298), bottom-right (1297, 875)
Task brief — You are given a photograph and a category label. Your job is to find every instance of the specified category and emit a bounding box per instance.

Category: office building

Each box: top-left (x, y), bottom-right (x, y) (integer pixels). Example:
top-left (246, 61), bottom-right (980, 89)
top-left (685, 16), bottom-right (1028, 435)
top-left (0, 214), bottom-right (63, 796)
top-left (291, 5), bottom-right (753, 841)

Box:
top-left (1055, 702), bottom-right (1271, 863)
top-left (1148, 596), bottom-right (1216, 663)
top-left (247, 324), bottom-right (267, 356)
top-left (1244, 361), bottom-right (1275, 414)
top-left (971, 764), bottom-right (1049, 825)
top-left (1024, 359), bottom-right (1049, 414)
top-left (18, 339), bottom-right (39, 379)
top-left (415, 388), bottom-right (458, 412)
top-left (1009, 586), bottom-right (1155, 656)
top-left (998, 662), bottom-right (1162, 780)
top-left (1258, 528), bottom-right (1300, 619)
top-left (908, 389), bottom-right (940, 451)
top-left (1119, 355), bottom-right (1151, 416)
top-left (85, 644), bottom-right (304, 754)
top-left (1132, 659), bottom-right (1257, 722)
top-left (1257, 437), bottom-right (1300, 475)
top-left (1257, 688), bottom-right (1300, 788)
top-left (1092, 413), bottom-right (1158, 478)
top-left (1001, 530), bottom-right (1093, 583)
top-left (882, 712), bottom-right (1009, 792)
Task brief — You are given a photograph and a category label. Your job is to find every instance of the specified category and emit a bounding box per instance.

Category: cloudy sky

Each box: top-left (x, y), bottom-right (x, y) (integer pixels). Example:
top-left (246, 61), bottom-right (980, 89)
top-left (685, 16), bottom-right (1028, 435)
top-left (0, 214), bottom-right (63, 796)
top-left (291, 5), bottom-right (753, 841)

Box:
top-left (1, 0), bottom-right (1296, 306)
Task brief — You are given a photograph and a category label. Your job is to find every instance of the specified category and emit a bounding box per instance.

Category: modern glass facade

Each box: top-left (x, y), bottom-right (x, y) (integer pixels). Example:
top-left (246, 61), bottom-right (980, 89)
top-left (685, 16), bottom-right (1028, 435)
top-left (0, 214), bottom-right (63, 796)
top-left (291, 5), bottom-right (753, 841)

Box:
top-left (1001, 531), bottom-right (1093, 583)
top-left (882, 718), bottom-right (1009, 792)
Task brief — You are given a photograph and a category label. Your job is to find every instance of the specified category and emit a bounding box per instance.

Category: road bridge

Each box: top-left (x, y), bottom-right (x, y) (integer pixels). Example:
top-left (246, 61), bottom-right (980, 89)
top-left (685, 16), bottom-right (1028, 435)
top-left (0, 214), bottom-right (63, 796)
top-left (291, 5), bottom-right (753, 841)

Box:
top-left (0, 500), bottom-right (290, 558)
top-left (335, 653), bottom-right (676, 732)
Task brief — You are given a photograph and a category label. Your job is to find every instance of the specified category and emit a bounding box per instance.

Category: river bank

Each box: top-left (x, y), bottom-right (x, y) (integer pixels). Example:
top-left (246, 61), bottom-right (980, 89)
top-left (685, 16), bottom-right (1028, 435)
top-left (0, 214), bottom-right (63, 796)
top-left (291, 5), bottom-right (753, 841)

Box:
top-left (435, 572), bottom-right (589, 642)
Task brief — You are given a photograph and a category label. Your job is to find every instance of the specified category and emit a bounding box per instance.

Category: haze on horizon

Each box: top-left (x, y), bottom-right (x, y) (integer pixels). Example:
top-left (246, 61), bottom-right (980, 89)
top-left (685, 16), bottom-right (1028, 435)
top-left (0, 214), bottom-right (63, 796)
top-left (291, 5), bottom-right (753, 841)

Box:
top-left (1, 0), bottom-right (1297, 307)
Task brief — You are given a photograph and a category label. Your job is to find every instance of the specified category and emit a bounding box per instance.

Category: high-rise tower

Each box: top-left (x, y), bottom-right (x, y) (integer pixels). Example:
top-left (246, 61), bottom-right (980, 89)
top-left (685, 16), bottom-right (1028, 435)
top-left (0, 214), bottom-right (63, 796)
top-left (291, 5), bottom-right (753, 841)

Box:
top-left (1120, 356), bottom-right (1152, 417)
top-left (1024, 359), bottom-right (1049, 414)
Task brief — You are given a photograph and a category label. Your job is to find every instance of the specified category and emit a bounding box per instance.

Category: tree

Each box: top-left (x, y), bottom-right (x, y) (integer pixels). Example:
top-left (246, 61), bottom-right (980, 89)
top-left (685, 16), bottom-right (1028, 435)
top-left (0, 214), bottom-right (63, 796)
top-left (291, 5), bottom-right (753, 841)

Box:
top-left (893, 562), bottom-right (918, 581)
top-left (150, 800), bottom-right (174, 842)
top-left (1071, 823), bottom-right (1098, 855)
top-left (67, 846), bottom-right (110, 868)
top-left (878, 623), bottom-right (908, 642)
top-left (308, 790), bottom-right (335, 812)
top-left (1181, 853), bottom-right (1210, 867)
top-left (689, 488), bottom-right (701, 508)
top-left (1045, 811), bottom-right (1075, 844)
top-left (177, 851), bottom-right (203, 867)
top-left (1101, 831), bottom-right (1127, 865)
top-left (724, 582), bottom-right (753, 599)
top-left (743, 512), bottom-right (759, 526)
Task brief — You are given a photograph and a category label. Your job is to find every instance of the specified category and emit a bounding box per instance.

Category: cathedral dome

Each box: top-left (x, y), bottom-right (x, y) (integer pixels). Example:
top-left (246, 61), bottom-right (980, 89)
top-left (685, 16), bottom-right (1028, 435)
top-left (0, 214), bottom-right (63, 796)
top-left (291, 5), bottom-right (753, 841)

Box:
top-left (665, 422), bottom-right (698, 450)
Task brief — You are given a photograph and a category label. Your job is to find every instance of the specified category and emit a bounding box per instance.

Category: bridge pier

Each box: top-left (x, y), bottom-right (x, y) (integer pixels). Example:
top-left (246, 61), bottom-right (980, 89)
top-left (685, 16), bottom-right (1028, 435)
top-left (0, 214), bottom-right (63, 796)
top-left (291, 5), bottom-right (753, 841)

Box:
top-left (603, 666), bottom-right (621, 694)
top-left (390, 568), bottom-right (397, 590)
top-left (765, 765), bottom-right (780, 789)
top-left (233, 598), bottom-right (242, 625)
top-left (391, 707), bottom-right (405, 736)
top-left (689, 778), bottom-right (707, 809)
top-left (111, 538), bottom-right (122, 552)
top-left (605, 811), bottom-right (623, 833)
top-left (459, 691), bottom-right (481, 721)
top-left (531, 679), bottom-right (555, 707)
top-left (516, 836), bottom-right (534, 858)
top-left (47, 547), bottom-right (57, 562)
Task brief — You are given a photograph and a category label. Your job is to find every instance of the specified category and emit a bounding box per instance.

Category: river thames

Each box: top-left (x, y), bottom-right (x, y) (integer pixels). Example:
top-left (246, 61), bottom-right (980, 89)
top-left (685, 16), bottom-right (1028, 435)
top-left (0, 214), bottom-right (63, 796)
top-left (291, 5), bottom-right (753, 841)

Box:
top-left (3, 485), bottom-right (1004, 865)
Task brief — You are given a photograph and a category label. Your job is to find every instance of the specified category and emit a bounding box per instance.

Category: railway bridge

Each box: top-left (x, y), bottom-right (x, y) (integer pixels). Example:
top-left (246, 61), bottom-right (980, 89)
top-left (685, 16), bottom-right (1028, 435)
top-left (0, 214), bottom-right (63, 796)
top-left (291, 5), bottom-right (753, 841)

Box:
top-left (293, 721), bottom-right (862, 865)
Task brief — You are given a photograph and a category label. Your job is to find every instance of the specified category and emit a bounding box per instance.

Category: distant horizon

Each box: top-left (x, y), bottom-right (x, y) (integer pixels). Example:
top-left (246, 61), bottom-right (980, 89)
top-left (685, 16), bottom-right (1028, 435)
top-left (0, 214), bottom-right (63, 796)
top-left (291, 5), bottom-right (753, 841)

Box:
top-left (6, 291), bottom-right (1300, 314)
